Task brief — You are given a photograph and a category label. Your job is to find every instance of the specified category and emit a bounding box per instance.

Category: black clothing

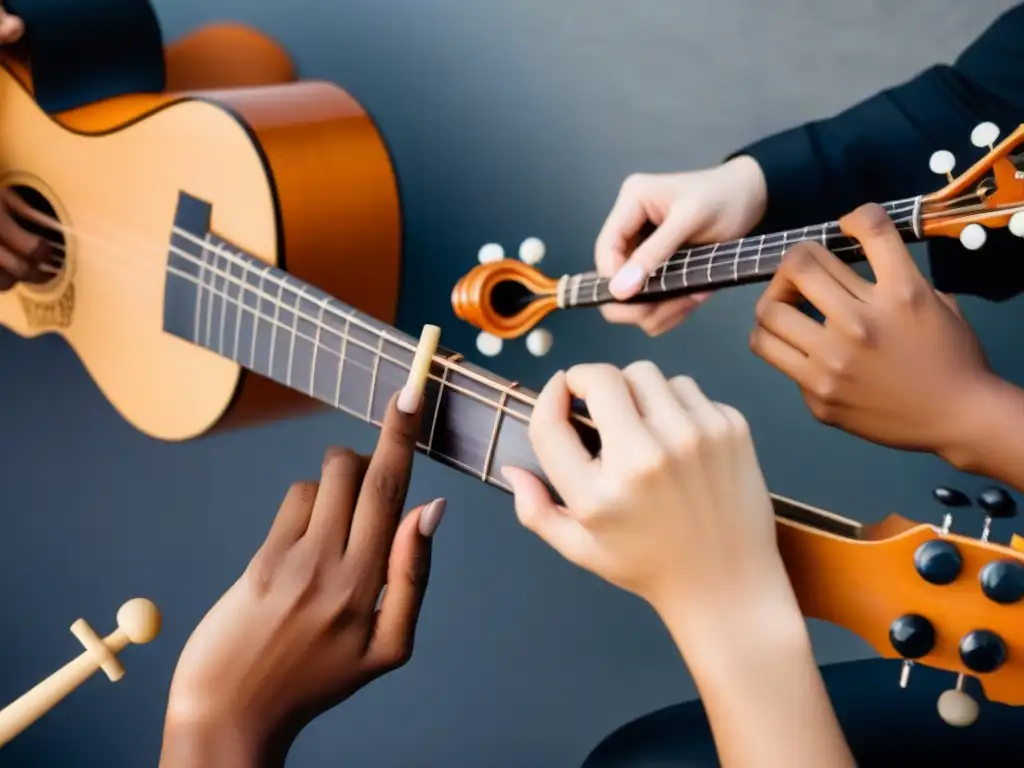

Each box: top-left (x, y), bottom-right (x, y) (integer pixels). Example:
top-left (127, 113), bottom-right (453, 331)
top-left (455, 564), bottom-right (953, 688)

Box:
top-left (738, 5), bottom-right (1024, 300)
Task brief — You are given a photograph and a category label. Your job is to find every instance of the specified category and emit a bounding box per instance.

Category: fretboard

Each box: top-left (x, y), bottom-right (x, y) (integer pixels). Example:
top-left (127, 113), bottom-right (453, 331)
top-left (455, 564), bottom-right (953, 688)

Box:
top-left (558, 197), bottom-right (922, 308)
top-left (160, 192), bottom-right (860, 539)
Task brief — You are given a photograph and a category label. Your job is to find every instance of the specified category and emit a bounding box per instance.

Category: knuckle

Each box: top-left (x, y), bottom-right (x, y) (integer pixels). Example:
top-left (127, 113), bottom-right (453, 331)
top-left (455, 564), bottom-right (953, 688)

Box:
top-left (780, 243), bottom-right (818, 274)
top-left (376, 639), bottom-right (414, 671)
top-left (852, 202), bottom-right (894, 237)
top-left (623, 359), bottom-right (659, 378)
top-left (890, 282), bottom-right (926, 311)
top-left (627, 446), bottom-right (671, 483)
top-left (621, 173), bottom-right (648, 194)
top-left (808, 373), bottom-right (841, 405)
top-left (846, 317), bottom-right (875, 346)
top-left (717, 404), bottom-right (751, 440)
top-left (370, 468), bottom-right (407, 508)
top-left (806, 397), bottom-right (837, 424)
top-left (322, 447), bottom-right (363, 477)
top-left (287, 481), bottom-right (320, 508)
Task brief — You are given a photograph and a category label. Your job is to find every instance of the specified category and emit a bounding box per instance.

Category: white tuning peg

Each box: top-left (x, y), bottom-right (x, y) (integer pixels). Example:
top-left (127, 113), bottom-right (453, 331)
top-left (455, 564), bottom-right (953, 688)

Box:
top-left (1009, 211), bottom-right (1024, 237)
top-left (959, 223), bottom-right (987, 250)
top-left (525, 327), bottom-right (553, 357)
top-left (478, 243), bottom-right (505, 264)
top-left (938, 687), bottom-right (979, 727)
top-left (475, 331), bottom-right (503, 357)
top-left (518, 237), bottom-right (546, 265)
top-left (970, 122), bottom-right (1000, 149)
top-left (929, 150), bottom-right (956, 177)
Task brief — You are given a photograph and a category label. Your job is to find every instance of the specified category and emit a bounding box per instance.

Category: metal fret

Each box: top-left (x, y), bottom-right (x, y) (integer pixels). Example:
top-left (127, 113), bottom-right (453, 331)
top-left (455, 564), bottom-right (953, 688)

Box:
top-left (333, 308), bottom-right (352, 408)
top-left (193, 234), bottom-right (212, 345)
top-left (481, 381), bottom-right (519, 481)
top-left (250, 265), bottom-right (271, 369)
top-left (703, 243), bottom-right (717, 284)
top-left (366, 331), bottom-right (385, 419)
top-left (428, 353), bottom-right (463, 456)
top-left (232, 254), bottom-right (249, 361)
top-left (285, 284), bottom-right (307, 388)
top-left (309, 298), bottom-right (326, 396)
top-left (204, 244), bottom-right (217, 348)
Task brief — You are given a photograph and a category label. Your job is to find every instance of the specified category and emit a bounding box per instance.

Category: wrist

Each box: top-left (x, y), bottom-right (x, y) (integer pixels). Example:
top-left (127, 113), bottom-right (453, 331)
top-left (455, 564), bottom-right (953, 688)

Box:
top-left (160, 709), bottom-right (294, 768)
top-left (939, 371), bottom-right (1014, 473)
top-left (655, 558), bottom-right (805, 666)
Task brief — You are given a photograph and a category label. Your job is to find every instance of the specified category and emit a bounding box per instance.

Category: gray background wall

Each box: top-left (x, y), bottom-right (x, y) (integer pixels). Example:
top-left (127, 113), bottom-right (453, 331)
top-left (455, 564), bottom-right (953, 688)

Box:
top-left (1, 1), bottom-right (1021, 765)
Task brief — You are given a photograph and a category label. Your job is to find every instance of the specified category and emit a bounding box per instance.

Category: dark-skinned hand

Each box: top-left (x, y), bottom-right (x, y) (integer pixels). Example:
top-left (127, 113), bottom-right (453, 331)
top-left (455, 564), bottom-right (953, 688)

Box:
top-left (159, 394), bottom-right (446, 767)
top-left (749, 202), bottom-right (994, 460)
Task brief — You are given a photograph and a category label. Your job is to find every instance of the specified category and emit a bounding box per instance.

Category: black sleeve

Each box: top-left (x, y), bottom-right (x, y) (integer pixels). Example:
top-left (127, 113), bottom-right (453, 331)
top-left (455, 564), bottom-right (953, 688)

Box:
top-left (735, 4), bottom-right (1024, 299)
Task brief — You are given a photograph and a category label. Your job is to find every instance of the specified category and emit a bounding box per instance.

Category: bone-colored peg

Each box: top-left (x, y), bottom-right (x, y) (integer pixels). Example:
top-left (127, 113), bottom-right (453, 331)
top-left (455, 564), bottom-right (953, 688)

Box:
top-left (0, 598), bottom-right (161, 748)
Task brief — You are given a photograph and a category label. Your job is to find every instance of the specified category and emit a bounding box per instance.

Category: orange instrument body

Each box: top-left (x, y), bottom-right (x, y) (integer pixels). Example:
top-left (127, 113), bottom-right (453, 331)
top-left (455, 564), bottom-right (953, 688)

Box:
top-left (0, 60), bottom-right (402, 439)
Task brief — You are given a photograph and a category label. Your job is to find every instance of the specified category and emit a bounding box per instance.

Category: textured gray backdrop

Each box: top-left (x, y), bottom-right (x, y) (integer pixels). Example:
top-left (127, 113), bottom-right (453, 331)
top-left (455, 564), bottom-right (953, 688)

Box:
top-left (0, 1), bottom-right (1021, 765)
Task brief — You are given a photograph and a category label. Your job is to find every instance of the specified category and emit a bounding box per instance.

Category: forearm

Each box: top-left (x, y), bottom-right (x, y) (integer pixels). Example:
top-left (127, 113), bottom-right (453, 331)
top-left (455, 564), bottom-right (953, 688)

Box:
top-left (659, 578), bottom-right (854, 767)
top-left (159, 713), bottom-right (289, 768)
top-left (943, 373), bottom-right (1024, 492)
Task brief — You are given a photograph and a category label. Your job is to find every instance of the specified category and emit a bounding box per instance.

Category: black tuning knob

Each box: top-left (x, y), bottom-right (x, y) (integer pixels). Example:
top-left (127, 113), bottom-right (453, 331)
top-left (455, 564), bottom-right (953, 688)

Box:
top-left (959, 630), bottom-right (1007, 674)
top-left (933, 487), bottom-right (971, 534)
top-left (889, 614), bottom-right (936, 659)
top-left (914, 539), bottom-right (963, 585)
top-left (979, 560), bottom-right (1024, 605)
top-left (934, 487), bottom-right (971, 507)
top-left (978, 488), bottom-right (1017, 519)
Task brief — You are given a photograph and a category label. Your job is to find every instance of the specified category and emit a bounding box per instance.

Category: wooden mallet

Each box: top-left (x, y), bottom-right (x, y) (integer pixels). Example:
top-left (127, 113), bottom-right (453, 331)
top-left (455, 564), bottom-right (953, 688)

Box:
top-left (0, 597), bottom-right (161, 748)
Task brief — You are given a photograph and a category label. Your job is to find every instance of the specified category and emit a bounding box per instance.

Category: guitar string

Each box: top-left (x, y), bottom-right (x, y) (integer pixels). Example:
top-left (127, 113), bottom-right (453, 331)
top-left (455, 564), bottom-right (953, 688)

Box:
top-left (2, 201), bottom-right (872, 533)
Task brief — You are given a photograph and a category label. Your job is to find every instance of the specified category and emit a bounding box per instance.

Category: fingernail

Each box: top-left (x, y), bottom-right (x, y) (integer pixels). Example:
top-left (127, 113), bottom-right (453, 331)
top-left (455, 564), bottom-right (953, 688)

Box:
top-left (609, 264), bottom-right (645, 297)
top-left (418, 498), bottom-right (447, 537)
top-left (397, 384), bottom-right (422, 415)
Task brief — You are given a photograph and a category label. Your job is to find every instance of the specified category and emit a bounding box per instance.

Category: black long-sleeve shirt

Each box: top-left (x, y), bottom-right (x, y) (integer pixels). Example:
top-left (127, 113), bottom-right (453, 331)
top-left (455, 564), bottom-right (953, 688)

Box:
top-left (736, 4), bottom-right (1024, 300)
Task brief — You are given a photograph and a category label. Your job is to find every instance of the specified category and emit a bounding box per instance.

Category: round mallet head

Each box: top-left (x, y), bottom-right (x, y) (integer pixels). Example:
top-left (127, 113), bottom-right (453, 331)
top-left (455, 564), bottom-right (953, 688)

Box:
top-left (117, 598), bottom-right (161, 644)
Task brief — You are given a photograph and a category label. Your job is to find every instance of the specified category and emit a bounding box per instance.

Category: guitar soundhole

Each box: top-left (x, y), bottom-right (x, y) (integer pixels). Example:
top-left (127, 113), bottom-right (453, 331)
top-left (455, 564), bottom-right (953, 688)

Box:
top-left (491, 279), bottom-right (534, 317)
top-left (7, 184), bottom-right (66, 285)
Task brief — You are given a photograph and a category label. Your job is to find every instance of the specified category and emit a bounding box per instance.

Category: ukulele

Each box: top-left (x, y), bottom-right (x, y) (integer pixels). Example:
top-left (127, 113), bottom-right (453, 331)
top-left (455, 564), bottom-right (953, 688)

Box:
top-left (450, 122), bottom-right (1024, 341)
top-left (0, 53), bottom-right (1021, 728)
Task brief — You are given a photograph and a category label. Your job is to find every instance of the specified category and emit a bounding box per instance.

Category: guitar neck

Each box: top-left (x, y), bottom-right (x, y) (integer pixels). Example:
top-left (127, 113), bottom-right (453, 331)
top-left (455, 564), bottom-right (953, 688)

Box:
top-left (161, 192), bottom-right (862, 540)
top-left (559, 197), bottom-right (923, 308)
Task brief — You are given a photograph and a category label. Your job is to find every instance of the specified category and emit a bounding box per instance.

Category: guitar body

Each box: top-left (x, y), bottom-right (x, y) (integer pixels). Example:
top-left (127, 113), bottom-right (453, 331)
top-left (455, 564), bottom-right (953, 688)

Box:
top-left (0, 64), bottom-right (402, 440)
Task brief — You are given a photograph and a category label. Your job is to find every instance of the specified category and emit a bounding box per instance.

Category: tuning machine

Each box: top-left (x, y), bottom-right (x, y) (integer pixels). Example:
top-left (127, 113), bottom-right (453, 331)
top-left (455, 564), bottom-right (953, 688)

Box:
top-left (472, 238), bottom-right (553, 358)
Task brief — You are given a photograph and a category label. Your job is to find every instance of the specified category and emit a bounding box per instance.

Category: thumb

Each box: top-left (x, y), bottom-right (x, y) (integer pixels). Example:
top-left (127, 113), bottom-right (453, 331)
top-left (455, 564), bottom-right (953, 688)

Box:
top-left (368, 499), bottom-right (445, 668)
top-left (501, 466), bottom-right (589, 566)
top-left (608, 203), bottom-right (704, 300)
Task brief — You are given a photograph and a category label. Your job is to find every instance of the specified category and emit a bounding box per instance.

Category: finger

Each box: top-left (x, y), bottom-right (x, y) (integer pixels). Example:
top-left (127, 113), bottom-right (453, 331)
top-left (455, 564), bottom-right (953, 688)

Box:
top-left (564, 363), bottom-right (657, 460)
top-left (0, 243), bottom-right (32, 284)
top-left (762, 244), bottom-right (866, 337)
top-left (622, 361), bottom-right (693, 449)
top-left (263, 480), bottom-right (321, 557)
top-left (839, 203), bottom-right (924, 289)
top-left (0, 13), bottom-right (24, 44)
top-left (306, 447), bottom-right (367, 553)
top-left (936, 290), bottom-right (964, 318)
top-left (367, 500), bottom-right (444, 671)
top-left (598, 301), bottom-right (658, 326)
top-left (502, 466), bottom-right (591, 565)
top-left (524, 370), bottom-right (601, 510)
top-left (0, 201), bottom-right (42, 257)
top-left (346, 393), bottom-right (420, 571)
top-left (594, 179), bottom-right (650, 278)
top-left (754, 299), bottom-right (829, 357)
top-left (609, 204), bottom-right (704, 299)
top-left (749, 326), bottom-right (815, 387)
top-left (639, 293), bottom-right (711, 336)
top-left (0, 270), bottom-right (14, 292)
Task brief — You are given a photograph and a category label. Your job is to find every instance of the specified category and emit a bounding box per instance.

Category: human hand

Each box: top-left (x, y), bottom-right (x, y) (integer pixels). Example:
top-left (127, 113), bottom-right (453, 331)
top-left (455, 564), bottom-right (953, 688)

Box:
top-left (160, 396), bottom-right (445, 766)
top-left (501, 363), bottom-right (786, 625)
top-left (0, 189), bottom-right (55, 291)
top-left (0, 5), bottom-right (24, 44)
top-left (595, 155), bottom-right (768, 335)
top-left (749, 202), bottom-right (993, 462)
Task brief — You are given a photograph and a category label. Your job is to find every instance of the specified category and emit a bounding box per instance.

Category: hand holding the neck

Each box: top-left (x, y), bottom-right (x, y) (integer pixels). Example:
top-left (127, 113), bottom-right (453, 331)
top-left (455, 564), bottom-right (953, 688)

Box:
top-left (159, 396), bottom-right (444, 768)
top-left (594, 156), bottom-right (768, 336)
top-left (749, 202), bottom-right (994, 461)
top-left (502, 362), bottom-right (788, 629)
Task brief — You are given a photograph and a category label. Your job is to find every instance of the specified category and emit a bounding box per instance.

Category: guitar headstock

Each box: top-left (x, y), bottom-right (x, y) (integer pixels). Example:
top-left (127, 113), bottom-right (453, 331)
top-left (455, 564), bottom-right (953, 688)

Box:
top-left (921, 122), bottom-right (1024, 249)
top-left (778, 485), bottom-right (1024, 727)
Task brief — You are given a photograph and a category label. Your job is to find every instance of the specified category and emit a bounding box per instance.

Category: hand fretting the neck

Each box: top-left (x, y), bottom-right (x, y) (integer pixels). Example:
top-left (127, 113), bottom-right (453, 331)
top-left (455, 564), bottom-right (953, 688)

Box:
top-left (161, 192), bottom-right (566, 492)
top-left (160, 192), bottom-right (861, 540)
top-left (559, 197), bottom-right (922, 308)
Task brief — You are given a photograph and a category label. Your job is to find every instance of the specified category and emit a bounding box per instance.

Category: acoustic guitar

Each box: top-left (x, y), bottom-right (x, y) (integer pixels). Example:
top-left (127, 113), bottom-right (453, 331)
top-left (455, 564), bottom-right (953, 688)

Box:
top-left (1, 51), bottom-right (1022, 727)
top-left (450, 122), bottom-right (1024, 340)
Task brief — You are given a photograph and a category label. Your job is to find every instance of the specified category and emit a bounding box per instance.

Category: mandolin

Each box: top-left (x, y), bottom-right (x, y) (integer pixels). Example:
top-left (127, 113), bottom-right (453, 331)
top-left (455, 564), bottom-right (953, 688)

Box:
top-left (450, 122), bottom-right (1024, 341)
top-left (1, 55), bottom-right (1021, 727)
